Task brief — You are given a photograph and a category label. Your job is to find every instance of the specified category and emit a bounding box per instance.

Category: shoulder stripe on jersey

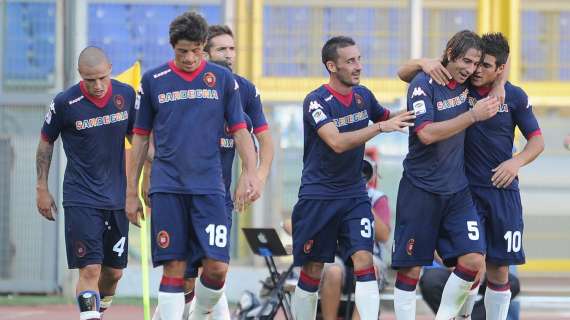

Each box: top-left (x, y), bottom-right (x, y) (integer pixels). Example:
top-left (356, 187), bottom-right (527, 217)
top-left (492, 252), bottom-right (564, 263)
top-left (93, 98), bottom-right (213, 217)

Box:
top-left (525, 129), bottom-right (542, 140)
top-left (253, 124), bottom-right (269, 134)
top-left (414, 120), bottom-right (432, 133)
top-left (228, 122), bottom-right (247, 133)
top-left (374, 109), bottom-right (390, 122)
top-left (133, 127), bottom-right (151, 136)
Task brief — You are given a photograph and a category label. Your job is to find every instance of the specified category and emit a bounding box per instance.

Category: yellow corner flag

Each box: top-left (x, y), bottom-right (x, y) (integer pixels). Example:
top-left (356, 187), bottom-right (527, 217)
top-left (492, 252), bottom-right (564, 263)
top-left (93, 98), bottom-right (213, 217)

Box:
top-left (115, 62), bottom-right (152, 320)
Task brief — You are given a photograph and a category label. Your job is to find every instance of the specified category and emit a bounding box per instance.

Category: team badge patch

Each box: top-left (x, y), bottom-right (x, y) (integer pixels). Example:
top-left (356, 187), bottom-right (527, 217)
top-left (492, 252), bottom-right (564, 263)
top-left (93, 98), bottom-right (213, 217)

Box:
top-left (75, 241), bottom-right (87, 258)
top-left (406, 239), bottom-right (415, 256)
top-left (303, 239), bottom-right (314, 254)
top-left (113, 94), bottom-right (125, 109)
top-left (157, 230), bottom-right (170, 249)
top-left (354, 93), bottom-right (364, 108)
top-left (413, 100), bottom-right (426, 115)
top-left (203, 72), bottom-right (216, 88)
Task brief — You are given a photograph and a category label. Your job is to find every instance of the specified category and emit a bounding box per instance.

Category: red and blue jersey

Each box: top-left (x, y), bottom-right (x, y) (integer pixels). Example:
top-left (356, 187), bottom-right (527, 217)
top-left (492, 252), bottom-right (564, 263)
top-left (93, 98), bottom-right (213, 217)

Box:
top-left (134, 60), bottom-right (245, 195)
top-left (298, 84), bottom-right (390, 199)
top-left (403, 72), bottom-right (470, 195)
top-left (41, 79), bottom-right (136, 209)
top-left (465, 82), bottom-right (541, 191)
top-left (219, 74), bottom-right (268, 205)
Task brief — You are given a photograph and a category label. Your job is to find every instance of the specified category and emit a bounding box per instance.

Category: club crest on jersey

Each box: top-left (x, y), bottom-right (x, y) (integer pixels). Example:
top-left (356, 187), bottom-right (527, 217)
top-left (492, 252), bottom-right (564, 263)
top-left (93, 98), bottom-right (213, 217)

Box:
top-left (406, 239), bottom-right (415, 256)
top-left (303, 240), bottom-right (314, 254)
top-left (75, 241), bottom-right (87, 258)
top-left (355, 93), bottom-right (364, 108)
top-left (203, 72), bottom-right (216, 88)
top-left (113, 94), bottom-right (125, 109)
top-left (157, 230), bottom-right (170, 249)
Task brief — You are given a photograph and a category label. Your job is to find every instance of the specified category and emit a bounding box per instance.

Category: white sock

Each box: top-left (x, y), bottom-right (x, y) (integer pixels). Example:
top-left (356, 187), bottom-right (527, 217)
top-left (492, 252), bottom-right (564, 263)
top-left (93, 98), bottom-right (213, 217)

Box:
top-left (457, 283), bottom-right (479, 318)
top-left (393, 287), bottom-right (416, 320)
top-left (210, 292), bottom-right (231, 320)
top-left (355, 281), bottom-right (380, 320)
top-left (152, 305), bottom-right (161, 320)
top-left (158, 291), bottom-right (185, 320)
top-left (189, 277), bottom-right (224, 320)
top-left (435, 272), bottom-right (473, 320)
top-left (99, 295), bottom-right (113, 313)
top-left (485, 287), bottom-right (511, 320)
top-left (292, 286), bottom-right (318, 320)
top-left (80, 311), bottom-right (100, 320)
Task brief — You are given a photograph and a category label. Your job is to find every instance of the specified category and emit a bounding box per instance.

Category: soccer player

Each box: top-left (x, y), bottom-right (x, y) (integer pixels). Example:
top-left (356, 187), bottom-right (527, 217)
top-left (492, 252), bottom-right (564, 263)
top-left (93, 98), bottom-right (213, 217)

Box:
top-left (36, 46), bottom-right (136, 320)
top-left (290, 35), bottom-right (415, 320)
top-left (125, 12), bottom-right (260, 320)
top-left (391, 30), bottom-right (500, 320)
top-left (397, 32), bottom-right (544, 320)
top-left (150, 24), bottom-right (274, 320)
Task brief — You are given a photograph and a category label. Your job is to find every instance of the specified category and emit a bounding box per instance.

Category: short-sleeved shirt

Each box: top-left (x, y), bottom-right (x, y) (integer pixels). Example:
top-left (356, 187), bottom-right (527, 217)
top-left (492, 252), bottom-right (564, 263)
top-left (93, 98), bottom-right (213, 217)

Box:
top-left (220, 74), bottom-right (268, 204)
top-left (134, 60), bottom-right (246, 195)
top-left (465, 82), bottom-right (541, 191)
top-left (403, 72), bottom-right (470, 195)
top-left (41, 79), bottom-right (136, 209)
top-left (298, 84), bottom-right (390, 199)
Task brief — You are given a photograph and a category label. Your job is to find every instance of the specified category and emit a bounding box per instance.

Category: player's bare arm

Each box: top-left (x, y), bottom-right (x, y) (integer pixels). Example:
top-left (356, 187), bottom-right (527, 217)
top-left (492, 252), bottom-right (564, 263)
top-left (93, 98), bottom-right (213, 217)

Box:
top-left (254, 130), bottom-right (274, 188)
top-left (417, 96), bottom-right (500, 145)
top-left (36, 139), bottom-right (57, 221)
top-left (398, 58), bottom-right (451, 86)
top-left (492, 134), bottom-right (544, 188)
top-left (125, 133), bottom-right (149, 227)
top-left (233, 128), bottom-right (261, 211)
top-left (317, 111), bottom-right (415, 154)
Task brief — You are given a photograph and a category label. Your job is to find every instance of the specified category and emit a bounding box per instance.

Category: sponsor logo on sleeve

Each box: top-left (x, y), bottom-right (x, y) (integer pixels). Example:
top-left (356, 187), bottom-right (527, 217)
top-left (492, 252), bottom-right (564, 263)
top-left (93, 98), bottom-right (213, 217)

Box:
top-left (44, 101), bottom-right (55, 124)
top-left (234, 79), bottom-right (239, 90)
top-left (308, 100), bottom-right (323, 112)
top-left (412, 100), bottom-right (426, 115)
top-left (312, 109), bottom-right (327, 123)
top-left (411, 86), bottom-right (427, 98)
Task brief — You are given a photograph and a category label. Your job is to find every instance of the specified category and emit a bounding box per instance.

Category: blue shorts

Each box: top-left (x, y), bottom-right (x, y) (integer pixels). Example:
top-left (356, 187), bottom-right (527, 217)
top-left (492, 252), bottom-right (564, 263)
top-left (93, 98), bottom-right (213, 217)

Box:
top-left (392, 176), bottom-right (485, 268)
top-left (64, 207), bottom-right (128, 269)
top-left (184, 202), bottom-right (234, 278)
top-left (471, 186), bottom-right (525, 266)
top-left (291, 197), bottom-right (374, 267)
top-left (150, 193), bottom-right (229, 268)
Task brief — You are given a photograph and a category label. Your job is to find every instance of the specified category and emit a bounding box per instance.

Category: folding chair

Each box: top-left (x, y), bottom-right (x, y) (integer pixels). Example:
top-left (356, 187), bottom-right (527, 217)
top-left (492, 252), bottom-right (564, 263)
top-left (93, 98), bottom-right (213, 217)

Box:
top-left (242, 228), bottom-right (294, 320)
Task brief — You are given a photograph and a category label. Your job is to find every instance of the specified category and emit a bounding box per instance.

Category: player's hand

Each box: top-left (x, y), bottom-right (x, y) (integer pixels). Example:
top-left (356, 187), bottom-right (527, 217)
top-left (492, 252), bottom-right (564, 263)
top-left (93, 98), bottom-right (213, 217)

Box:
top-left (422, 59), bottom-right (451, 86)
top-left (489, 84), bottom-right (506, 105)
top-left (378, 111), bottom-right (415, 133)
top-left (36, 187), bottom-right (57, 221)
top-left (492, 158), bottom-right (522, 188)
top-left (471, 96), bottom-right (500, 122)
top-left (125, 193), bottom-right (144, 227)
top-left (234, 171), bottom-right (261, 212)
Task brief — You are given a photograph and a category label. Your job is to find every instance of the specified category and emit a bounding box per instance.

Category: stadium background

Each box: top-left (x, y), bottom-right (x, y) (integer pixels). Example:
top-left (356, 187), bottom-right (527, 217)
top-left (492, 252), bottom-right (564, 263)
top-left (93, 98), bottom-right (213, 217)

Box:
top-left (0, 0), bottom-right (569, 317)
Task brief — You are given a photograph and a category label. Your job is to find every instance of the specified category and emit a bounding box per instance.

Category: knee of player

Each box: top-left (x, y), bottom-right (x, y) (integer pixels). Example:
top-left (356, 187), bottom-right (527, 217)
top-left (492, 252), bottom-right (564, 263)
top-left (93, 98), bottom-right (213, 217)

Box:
top-left (351, 250), bottom-right (373, 270)
top-left (458, 253), bottom-right (484, 272)
top-left (101, 267), bottom-right (123, 283)
top-left (323, 265), bottom-right (343, 284)
top-left (79, 264), bottom-right (102, 281)
top-left (202, 261), bottom-right (229, 281)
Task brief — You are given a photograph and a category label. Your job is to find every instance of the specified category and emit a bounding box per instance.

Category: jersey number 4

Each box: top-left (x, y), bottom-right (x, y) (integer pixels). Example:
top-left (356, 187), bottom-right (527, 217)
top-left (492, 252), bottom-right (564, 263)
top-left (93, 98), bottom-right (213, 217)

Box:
top-left (205, 224), bottom-right (227, 248)
top-left (113, 237), bottom-right (126, 257)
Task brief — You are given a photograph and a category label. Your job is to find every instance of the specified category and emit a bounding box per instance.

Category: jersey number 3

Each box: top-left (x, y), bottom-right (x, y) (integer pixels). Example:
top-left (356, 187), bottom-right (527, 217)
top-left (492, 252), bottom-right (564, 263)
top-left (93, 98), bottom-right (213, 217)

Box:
top-left (360, 218), bottom-right (372, 238)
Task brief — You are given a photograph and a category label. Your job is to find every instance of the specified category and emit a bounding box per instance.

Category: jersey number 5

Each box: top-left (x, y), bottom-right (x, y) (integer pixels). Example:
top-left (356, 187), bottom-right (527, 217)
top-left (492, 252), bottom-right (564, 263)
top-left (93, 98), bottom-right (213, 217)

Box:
top-left (467, 221), bottom-right (479, 241)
